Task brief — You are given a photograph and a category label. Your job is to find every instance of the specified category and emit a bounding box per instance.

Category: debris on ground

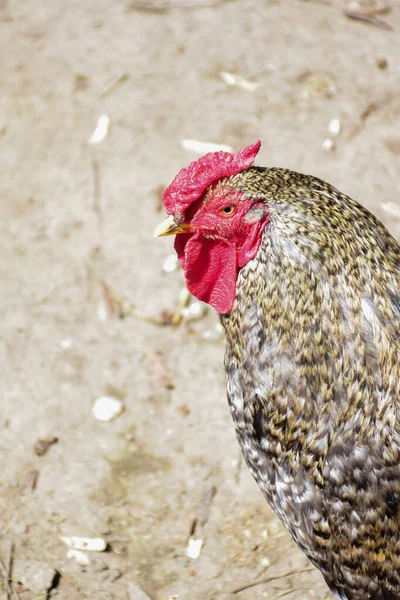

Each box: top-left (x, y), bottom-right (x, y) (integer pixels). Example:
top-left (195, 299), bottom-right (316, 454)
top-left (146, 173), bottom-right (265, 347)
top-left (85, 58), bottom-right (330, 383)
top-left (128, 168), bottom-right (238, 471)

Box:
top-left (129, 0), bottom-right (229, 12)
top-left (146, 351), bottom-right (174, 390)
top-left (60, 536), bottom-right (107, 552)
top-left (297, 71), bottom-right (337, 101)
top-left (21, 469), bottom-right (39, 492)
top-left (92, 396), bottom-right (124, 422)
top-left (95, 280), bottom-right (166, 325)
top-left (88, 115), bottom-right (110, 144)
top-left (220, 71), bottom-right (261, 92)
top-left (186, 538), bottom-right (203, 559)
top-left (100, 73), bottom-right (129, 98)
top-left (97, 280), bottom-right (119, 322)
top-left (344, 0), bottom-right (393, 30)
top-left (73, 73), bottom-right (90, 92)
top-left (322, 138), bottom-right (335, 152)
top-left (66, 549), bottom-right (90, 566)
top-left (176, 403), bottom-right (190, 416)
top-left (328, 118), bottom-right (341, 137)
top-left (12, 559), bottom-right (58, 595)
top-left (33, 436), bottom-right (59, 457)
top-left (197, 482), bottom-right (217, 527)
top-left (232, 566), bottom-right (316, 594)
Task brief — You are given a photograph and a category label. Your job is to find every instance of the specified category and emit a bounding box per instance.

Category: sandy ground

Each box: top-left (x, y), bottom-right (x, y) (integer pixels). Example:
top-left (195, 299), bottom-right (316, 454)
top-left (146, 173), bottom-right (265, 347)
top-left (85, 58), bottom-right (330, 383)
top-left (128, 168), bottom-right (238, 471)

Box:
top-left (1, 0), bottom-right (400, 598)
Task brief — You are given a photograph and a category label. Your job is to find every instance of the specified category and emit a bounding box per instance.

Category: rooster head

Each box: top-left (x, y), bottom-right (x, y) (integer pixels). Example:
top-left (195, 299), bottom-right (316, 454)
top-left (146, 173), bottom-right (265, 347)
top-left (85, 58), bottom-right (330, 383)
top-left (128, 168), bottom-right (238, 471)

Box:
top-left (155, 141), bottom-right (269, 314)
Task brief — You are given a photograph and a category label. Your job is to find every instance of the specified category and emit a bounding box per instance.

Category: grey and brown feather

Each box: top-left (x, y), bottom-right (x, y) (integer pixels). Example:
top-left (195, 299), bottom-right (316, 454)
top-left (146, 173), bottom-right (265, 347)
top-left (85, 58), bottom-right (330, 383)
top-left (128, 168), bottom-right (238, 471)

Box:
top-left (220, 166), bottom-right (400, 600)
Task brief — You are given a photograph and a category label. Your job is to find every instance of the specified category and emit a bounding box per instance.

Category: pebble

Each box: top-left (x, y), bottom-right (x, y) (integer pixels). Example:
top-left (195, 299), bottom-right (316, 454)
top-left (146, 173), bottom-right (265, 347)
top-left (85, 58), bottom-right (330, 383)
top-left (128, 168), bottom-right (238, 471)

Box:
top-left (328, 118), bottom-right (341, 137)
top-left (259, 556), bottom-right (271, 568)
top-left (61, 536), bottom-right (107, 552)
top-left (12, 560), bottom-right (58, 595)
top-left (89, 114), bottom-right (110, 144)
top-left (186, 538), bottom-right (203, 559)
top-left (92, 396), bottom-right (124, 422)
top-left (220, 71), bottom-right (261, 92)
top-left (322, 138), bottom-right (334, 152)
top-left (376, 56), bottom-right (388, 70)
top-left (67, 549), bottom-right (90, 566)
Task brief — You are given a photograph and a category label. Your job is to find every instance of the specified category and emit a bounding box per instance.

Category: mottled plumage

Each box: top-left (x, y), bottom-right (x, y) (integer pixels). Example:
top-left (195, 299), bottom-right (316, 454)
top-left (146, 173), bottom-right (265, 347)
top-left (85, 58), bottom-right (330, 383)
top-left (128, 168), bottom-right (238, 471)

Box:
top-left (157, 143), bottom-right (400, 600)
top-left (221, 167), bottom-right (400, 600)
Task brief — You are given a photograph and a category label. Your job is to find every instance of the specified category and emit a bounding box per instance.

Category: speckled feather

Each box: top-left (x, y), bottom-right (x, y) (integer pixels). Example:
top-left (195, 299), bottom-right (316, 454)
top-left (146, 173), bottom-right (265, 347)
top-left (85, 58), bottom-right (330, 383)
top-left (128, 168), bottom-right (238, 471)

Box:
top-left (220, 166), bottom-right (400, 600)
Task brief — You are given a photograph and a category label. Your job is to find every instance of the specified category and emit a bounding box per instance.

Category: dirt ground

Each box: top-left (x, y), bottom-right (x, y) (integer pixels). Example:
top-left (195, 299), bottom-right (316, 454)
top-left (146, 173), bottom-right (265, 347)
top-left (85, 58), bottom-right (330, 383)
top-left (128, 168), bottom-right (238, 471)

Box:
top-left (1, 0), bottom-right (400, 598)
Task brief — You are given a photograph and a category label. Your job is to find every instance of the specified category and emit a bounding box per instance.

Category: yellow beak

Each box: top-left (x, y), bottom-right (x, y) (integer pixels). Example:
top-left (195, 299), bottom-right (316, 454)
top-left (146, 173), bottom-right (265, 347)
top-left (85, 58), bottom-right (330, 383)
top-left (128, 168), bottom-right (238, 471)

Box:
top-left (154, 215), bottom-right (193, 237)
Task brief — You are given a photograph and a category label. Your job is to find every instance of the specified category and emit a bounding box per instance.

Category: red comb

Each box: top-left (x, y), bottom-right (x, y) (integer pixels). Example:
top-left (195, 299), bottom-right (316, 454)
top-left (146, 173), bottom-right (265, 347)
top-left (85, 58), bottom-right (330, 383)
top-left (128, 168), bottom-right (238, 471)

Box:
top-left (162, 140), bottom-right (261, 214)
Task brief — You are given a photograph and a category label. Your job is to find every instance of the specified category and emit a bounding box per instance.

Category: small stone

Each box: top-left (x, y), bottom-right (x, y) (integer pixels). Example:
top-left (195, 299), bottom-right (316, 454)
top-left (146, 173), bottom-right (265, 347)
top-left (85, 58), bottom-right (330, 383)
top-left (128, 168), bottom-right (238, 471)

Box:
top-left (60, 339), bottom-right (73, 349)
top-left (34, 436), bottom-right (58, 456)
top-left (186, 538), bottom-right (203, 559)
top-left (177, 404), bottom-right (190, 417)
top-left (92, 396), bottom-right (124, 422)
top-left (61, 536), bottom-right (107, 552)
top-left (259, 556), bottom-right (271, 568)
top-left (220, 71), bottom-right (261, 92)
top-left (67, 549), bottom-right (90, 566)
top-left (328, 118), bottom-right (341, 137)
top-left (89, 115), bottom-right (110, 145)
top-left (74, 74), bottom-right (90, 91)
top-left (12, 560), bottom-right (58, 595)
top-left (322, 138), bottom-right (334, 152)
top-left (376, 56), bottom-right (388, 70)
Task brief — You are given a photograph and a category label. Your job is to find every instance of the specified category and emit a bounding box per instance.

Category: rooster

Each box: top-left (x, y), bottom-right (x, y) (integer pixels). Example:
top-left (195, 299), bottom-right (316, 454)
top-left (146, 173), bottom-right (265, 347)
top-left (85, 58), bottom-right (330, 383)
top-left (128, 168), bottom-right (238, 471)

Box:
top-left (155, 141), bottom-right (400, 600)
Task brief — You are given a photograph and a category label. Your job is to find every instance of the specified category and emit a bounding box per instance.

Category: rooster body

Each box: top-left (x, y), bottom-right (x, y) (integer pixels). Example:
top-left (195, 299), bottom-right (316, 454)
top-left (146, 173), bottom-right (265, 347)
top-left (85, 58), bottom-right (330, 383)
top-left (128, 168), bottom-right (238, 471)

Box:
top-left (156, 142), bottom-right (400, 599)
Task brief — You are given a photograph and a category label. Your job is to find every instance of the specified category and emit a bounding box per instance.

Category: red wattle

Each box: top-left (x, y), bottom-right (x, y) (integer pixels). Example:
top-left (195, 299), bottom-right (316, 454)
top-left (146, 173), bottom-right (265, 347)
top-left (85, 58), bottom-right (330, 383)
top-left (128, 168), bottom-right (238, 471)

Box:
top-left (175, 233), bottom-right (238, 314)
top-left (237, 220), bottom-right (267, 267)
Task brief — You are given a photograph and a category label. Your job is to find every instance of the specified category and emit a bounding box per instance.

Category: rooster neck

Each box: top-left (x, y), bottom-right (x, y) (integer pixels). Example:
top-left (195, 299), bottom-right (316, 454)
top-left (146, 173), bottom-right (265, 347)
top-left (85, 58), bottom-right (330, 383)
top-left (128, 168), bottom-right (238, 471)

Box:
top-left (221, 219), bottom-right (400, 484)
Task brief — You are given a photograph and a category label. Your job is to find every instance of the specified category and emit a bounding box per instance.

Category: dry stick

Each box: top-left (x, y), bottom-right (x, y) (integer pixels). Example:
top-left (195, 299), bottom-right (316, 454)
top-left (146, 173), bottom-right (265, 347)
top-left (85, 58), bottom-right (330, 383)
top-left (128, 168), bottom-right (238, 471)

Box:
top-left (0, 556), bottom-right (8, 598)
top-left (234, 448), bottom-right (243, 484)
top-left (232, 567), bottom-right (315, 594)
top-left (344, 10), bottom-right (393, 30)
top-left (130, 0), bottom-right (232, 10)
top-left (100, 74), bottom-right (129, 99)
top-left (5, 542), bottom-right (13, 600)
top-left (89, 151), bottom-right (103, 241)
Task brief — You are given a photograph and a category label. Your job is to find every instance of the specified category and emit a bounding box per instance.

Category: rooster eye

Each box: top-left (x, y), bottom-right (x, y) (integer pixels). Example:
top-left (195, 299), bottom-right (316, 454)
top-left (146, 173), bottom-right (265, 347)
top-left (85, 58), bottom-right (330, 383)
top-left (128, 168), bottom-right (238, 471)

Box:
top-left (221, 206), bottom-right (236, 216)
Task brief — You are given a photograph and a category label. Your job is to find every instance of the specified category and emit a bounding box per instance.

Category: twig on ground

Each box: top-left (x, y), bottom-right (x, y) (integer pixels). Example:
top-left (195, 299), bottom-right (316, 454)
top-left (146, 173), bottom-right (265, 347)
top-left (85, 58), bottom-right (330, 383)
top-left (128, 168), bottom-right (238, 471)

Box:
top-left (5, 542), bottom-right (14, 600)
top-left (100, 74), bottom-right (129, 98)
top-left (235, 449), bottom-right (243, 485)
top-left (232, 566), bottom-right (315, 594)
top-left (128, 0), bottom-right (233, 11)
top-left (89, 153), bottom-right (103, 238)
top-left (344, 10), bottom-right (393, 30)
